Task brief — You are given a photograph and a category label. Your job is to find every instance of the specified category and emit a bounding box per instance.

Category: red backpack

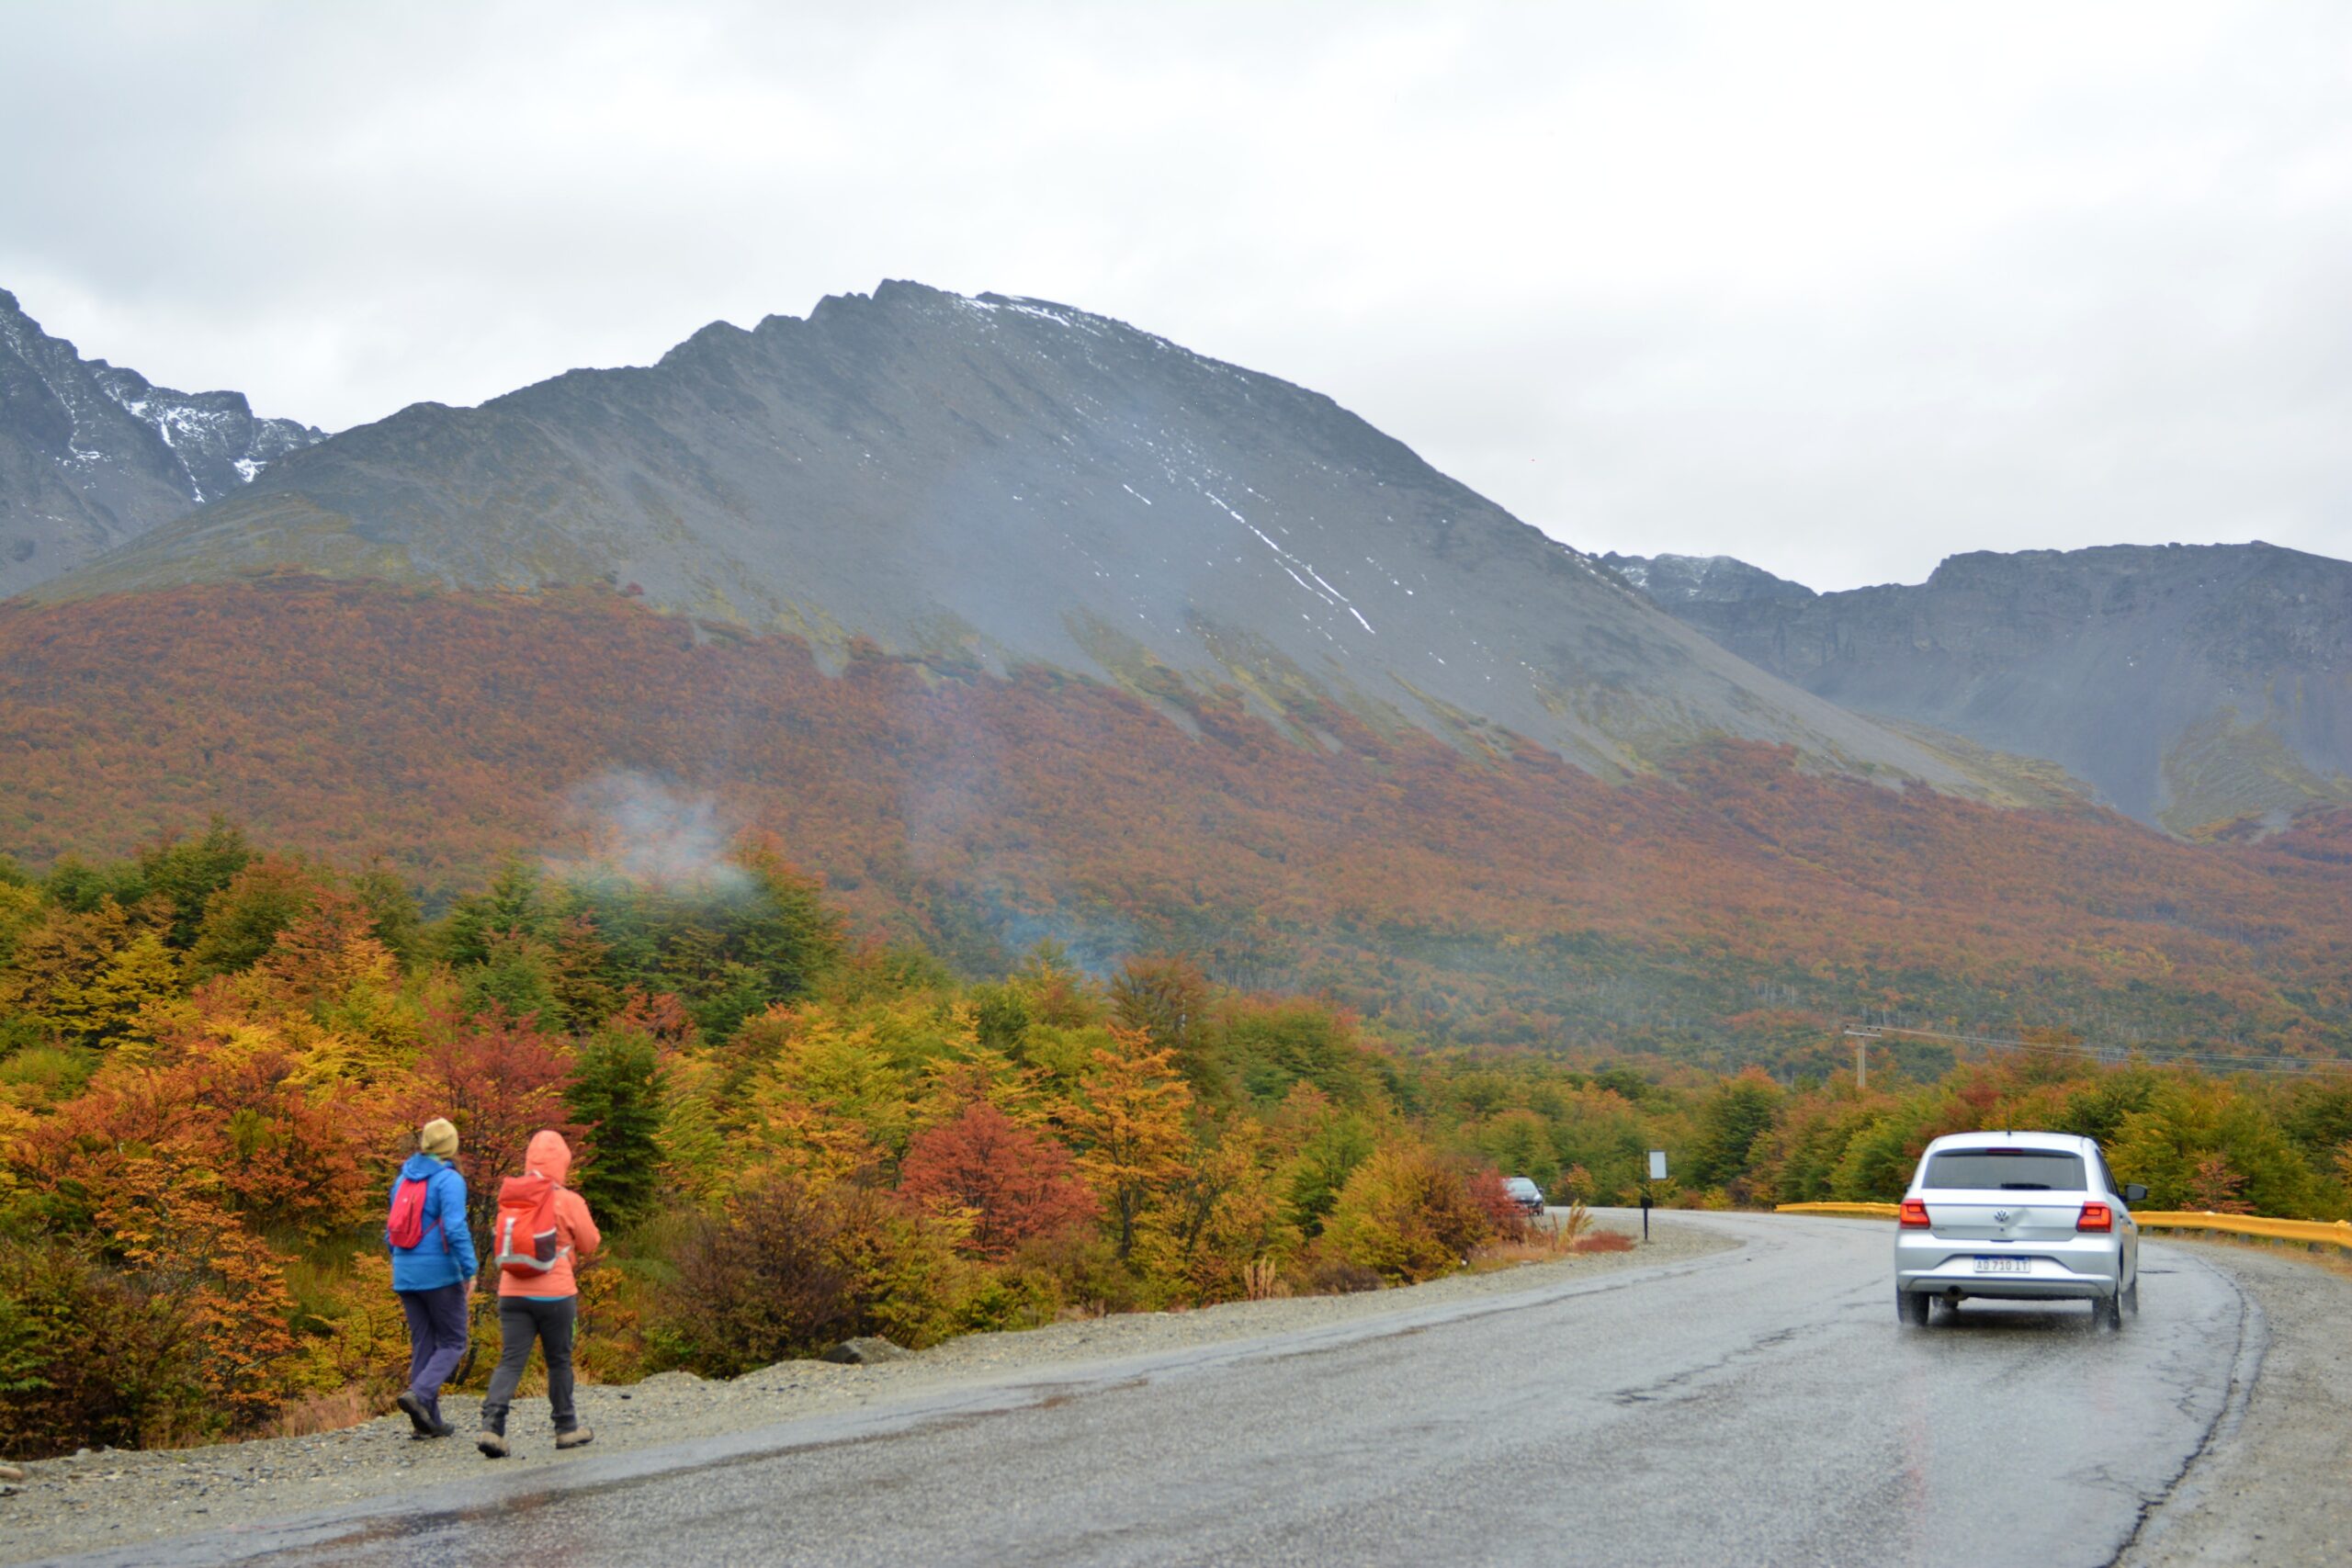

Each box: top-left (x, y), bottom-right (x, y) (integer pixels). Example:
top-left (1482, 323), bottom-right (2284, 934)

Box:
top-left (387, 1173), bottom-right (440, 1250)
top-left (492, 1172), bottom-right (567, 1279)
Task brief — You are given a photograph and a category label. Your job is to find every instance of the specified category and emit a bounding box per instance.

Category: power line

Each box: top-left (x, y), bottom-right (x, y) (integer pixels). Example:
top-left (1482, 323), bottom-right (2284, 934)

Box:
top-left (1841, 1022), bottom-right (2352, 1079)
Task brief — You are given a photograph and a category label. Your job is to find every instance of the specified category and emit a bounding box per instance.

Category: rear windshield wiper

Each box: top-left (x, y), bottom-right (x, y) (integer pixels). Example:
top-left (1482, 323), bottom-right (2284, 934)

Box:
top-left (1997, 1183), bottom-right (2053, 1190)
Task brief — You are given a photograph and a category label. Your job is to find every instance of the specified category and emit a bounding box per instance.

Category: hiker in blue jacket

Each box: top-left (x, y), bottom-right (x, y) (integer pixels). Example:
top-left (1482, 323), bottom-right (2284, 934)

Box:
top-left (389, 1117), bottom-right (480, 1438)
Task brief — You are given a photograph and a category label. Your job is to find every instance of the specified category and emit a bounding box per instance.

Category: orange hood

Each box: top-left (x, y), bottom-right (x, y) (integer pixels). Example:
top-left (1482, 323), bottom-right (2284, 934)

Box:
top-left (524, 1129), bottom-right (573, 1185)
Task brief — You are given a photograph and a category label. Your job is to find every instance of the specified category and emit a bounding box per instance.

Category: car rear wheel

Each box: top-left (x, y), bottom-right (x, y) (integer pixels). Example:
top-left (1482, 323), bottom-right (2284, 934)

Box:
top-left (1896, 1288), bottom-right (1930, 1327)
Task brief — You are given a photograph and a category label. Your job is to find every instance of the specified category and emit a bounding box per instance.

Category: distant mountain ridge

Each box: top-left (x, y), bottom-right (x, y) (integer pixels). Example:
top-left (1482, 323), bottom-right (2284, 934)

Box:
top-left (0, 288), bottom-right (322, 595)
top-left (1609, 542), bottom-right (2352, 834)
top-left (37, 280), bottom-right (1990, 794)
top-left (5, 283), bottom-right (2350, 1060)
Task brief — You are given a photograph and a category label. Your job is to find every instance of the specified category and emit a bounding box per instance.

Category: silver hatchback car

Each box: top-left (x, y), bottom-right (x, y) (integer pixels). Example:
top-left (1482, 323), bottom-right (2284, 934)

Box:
top-left (1894, 1132), bottom-right (2145, 1329)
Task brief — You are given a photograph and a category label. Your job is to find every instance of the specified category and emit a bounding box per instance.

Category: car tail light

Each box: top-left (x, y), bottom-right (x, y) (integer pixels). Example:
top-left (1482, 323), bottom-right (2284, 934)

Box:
top-left (1899, 1199), bottom-right (1930, 1228)
top-left (2077, 1202), bottom-right (2113, 1234)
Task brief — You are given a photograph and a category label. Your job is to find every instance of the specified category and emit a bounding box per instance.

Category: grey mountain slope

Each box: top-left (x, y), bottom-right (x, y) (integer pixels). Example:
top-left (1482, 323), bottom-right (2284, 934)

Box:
top-left (44, 281), bottom-right (1988, 790)
top-left (0, 288), bottom-right (322, 596)
top-left (1610, 542), bottom-right (2352, 833)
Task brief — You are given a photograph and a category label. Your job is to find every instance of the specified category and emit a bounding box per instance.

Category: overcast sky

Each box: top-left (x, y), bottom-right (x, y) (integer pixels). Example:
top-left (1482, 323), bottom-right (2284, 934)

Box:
top-left (6, 0), bottom-right (2348, 590)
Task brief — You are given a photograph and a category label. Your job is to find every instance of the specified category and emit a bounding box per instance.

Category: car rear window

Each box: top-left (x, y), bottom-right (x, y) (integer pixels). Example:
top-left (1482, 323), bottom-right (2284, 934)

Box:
top-left (1922, 1149), bottom-right (2086, 1190)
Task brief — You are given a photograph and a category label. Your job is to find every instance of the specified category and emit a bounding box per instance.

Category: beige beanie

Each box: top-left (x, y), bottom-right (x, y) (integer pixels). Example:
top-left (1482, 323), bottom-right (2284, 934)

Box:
top-left (419, 1118), bottom-right (459, 1159)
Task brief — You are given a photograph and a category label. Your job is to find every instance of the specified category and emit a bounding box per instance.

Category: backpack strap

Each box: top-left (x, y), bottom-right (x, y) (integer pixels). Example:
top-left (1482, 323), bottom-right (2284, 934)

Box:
top-left (428, 1165), bottom-right (454, 1253)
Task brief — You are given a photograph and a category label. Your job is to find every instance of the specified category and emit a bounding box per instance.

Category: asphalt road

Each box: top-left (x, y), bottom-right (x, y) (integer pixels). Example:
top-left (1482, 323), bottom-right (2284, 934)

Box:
top-left (54, 1213), bottom-right (2252, 1568)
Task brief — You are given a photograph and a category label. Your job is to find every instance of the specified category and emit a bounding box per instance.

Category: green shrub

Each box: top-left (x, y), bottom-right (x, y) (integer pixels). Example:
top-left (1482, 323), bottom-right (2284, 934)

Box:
top-left (1320, 1144), bottom-right (1495, 1284)
top-left (570, 1028), bottom-right (666, 1227)
top-left (0, 1237), bottom-right (209, 1457)
top-left (652, 1177), bottom-right (855, 1376)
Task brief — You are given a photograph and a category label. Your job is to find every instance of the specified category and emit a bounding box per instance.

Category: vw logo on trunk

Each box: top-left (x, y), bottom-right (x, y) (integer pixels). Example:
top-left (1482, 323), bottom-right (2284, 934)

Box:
top-left (1994, 1210), bottom-right (2012, 1223)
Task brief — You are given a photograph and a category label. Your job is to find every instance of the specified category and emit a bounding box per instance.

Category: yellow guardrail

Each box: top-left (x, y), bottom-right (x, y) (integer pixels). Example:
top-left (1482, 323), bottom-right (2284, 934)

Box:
top-left (1774, 1201), bottom-right (2352, 1251)
top-left (2132, 1212), bottom-right (2352, 1249)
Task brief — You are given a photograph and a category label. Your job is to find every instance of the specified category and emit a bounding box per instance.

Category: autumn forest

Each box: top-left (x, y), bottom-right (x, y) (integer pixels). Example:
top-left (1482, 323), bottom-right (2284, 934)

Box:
top-left (5, 577), bottom-right (2350, 1061)
top-left (6, 578), bottom-right (2352, 1460)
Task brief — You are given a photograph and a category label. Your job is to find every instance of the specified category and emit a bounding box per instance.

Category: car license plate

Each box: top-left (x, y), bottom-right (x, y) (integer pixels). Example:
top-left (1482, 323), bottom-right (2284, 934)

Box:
top-left (1974, 1257), bottom-right (2030, 1274)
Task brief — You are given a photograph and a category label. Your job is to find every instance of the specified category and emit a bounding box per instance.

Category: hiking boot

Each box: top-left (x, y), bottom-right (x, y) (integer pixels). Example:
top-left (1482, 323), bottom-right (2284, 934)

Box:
top-left (419, 1416), bottom-right (456, 1439)
top-left (395, 1392), bottom-right (435, 1438)
top-left (476, 1429), bottom-right (509, 1459)
top-left (555, 1426), bottom-right (594, 1450)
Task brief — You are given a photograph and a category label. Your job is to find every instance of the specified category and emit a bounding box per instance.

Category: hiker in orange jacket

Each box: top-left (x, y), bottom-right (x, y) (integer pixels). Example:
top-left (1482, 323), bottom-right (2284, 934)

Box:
top-left (477, 1129), bottom-right (602, 1457)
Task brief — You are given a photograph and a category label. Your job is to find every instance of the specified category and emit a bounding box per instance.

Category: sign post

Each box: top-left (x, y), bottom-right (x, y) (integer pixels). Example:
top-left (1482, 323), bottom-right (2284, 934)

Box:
top-left (1644, 1150), bottom-right (1667, 1242)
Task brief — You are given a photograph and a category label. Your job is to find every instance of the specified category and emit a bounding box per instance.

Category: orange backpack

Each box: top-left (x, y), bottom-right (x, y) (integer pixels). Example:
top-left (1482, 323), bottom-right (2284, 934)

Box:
top-left (492, 1172), bottom-right (566, 1279)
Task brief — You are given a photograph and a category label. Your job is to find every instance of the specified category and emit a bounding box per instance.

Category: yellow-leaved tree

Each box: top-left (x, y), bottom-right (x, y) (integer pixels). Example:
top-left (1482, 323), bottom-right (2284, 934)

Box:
top-left (0, 899), bottom-right (165, 1047)
top-left (735, 1004), bottom-right (917, 1190)
top-left (1137, 1117), bottom-right (1293, 1302)
top-left (1069, 1024), bottom-right (1193, 1261)
top-left (53, 930), bottom-right (182, 1051)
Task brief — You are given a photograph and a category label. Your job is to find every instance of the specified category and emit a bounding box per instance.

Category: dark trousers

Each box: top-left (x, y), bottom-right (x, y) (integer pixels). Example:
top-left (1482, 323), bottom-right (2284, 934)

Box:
top-left (395, 1283), bottom-right (469, 1425)
top-left (481, 1296), bottom-right (579, 1435)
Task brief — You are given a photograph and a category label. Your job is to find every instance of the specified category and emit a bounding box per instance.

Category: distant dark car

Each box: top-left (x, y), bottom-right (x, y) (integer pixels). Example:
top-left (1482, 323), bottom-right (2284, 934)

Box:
top-left (1502, 1176), bottom-right (1546, 1216)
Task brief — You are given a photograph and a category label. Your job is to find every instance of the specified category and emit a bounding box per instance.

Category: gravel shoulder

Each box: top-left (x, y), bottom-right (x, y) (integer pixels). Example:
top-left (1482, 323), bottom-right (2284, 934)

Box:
top-left (2122, 1235), bottom-right (2352, 1568)
top-left (0, 1215), bottom-right (1730, 1565)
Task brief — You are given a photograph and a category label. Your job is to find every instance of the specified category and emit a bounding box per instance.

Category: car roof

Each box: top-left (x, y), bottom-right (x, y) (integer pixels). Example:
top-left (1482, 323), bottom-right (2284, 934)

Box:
top-left (1920, 1131), bottom-right (2098, 1155)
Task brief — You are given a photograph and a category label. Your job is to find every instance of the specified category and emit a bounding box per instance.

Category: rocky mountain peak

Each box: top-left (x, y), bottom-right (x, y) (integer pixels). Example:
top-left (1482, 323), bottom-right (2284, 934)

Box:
top-left (0, 288), bottom-right (323, 595)
top-left (1614, 537), bottom-right (2352, 833)
top-left (1600, 551), bottom-right (1816, 605)
top-left (36, 280), bottom-right (1984, 795)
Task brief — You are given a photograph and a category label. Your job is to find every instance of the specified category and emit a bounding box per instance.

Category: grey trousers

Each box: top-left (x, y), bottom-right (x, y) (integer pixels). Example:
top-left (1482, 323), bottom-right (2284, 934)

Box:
top-left (480, 1295), bottom-right (578, 1435)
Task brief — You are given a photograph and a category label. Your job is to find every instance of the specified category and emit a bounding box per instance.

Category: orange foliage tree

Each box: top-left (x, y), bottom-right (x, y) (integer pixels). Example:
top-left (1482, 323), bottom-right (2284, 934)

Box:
top-left (93, 1160), bottom-right (300, 1431)
top-left (896, 1100), bottom-right (1095, 1260)
top-left (405, 1005), bottom-right (580, 1235)
top-left (1069, 1026), bottom-right (1194, 1260)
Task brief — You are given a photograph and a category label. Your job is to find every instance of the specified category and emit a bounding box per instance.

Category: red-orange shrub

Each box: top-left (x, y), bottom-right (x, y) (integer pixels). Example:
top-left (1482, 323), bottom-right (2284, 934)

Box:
top-left (20, 1047), bottom-right (377, 1241)
top-left (897, 1101), bottom-right (1095, 1260)
top-left (1466, 1167), bottom-right (1532, 1243)
top-left (405, 1005), bottom-right (579, 1235)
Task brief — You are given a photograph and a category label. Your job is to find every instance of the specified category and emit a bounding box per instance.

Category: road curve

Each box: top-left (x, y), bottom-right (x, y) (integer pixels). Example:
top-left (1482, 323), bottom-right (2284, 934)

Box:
top-left (46, 1213), bottom-right (2252, 1568)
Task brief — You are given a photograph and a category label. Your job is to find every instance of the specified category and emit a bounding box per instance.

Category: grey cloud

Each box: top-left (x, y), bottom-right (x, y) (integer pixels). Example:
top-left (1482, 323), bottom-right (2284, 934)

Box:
top-left (5, 0), bottom-right (2348, 592)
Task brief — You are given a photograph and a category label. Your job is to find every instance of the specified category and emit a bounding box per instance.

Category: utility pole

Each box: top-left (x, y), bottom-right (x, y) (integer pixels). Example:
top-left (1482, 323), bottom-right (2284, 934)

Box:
top-left (1843, 1026), bottom-right (1881, 1090)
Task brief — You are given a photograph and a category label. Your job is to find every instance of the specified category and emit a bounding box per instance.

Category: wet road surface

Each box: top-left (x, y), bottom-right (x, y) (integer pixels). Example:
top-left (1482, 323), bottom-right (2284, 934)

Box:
top-left (50, 1213), bottom-right (2251, 1567)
